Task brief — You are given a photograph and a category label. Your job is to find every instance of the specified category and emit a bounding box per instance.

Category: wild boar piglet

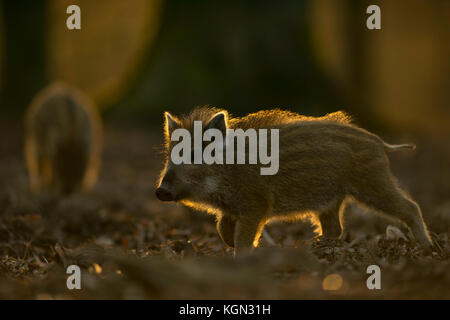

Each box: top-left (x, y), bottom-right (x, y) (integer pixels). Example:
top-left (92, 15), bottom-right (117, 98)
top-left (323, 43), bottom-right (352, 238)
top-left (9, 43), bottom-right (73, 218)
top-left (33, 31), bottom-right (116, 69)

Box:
top-left (156, 106), bottom-right (433, 255)
top-left (24, 82), bottom-right (103, 194)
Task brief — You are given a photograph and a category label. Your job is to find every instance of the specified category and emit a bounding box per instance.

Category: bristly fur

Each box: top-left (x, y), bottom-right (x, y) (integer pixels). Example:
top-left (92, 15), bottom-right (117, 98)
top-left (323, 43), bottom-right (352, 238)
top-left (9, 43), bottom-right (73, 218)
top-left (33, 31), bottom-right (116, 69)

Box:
top-left (157, 106), bottom-right (433, 255)
top-left (24, 82), bottom-right (103, 194)
top-left (163, 106), bottom-right (353, 146)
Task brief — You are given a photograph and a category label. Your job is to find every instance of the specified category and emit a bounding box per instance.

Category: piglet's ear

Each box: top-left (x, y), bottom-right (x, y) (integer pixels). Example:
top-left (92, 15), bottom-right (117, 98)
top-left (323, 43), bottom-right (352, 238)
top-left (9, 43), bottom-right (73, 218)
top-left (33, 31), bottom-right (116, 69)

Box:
top-left (164, 112), bottom-right (180, 136)
top-left (205, 111), bottom-right (228, 136)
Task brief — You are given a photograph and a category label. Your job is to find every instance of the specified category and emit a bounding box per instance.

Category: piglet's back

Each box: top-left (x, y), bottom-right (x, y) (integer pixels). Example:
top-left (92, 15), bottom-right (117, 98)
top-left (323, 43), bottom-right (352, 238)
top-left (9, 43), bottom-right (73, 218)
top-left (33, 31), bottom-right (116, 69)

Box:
top-left (230, 109), bottom-right (353, 129)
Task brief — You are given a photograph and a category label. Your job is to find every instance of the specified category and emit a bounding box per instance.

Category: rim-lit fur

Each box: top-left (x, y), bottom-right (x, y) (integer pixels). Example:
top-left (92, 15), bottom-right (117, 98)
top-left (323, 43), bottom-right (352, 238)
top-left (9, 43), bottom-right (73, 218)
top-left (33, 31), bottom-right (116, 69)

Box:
top-left (24, 82), bottom-right (103, 194)
top-left (157, 106), bottom-right (432, 255)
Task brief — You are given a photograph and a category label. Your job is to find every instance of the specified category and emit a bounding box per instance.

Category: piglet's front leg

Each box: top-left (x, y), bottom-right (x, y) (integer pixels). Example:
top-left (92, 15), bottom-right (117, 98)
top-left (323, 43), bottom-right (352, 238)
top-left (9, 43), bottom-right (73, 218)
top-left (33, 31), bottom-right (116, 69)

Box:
top-left (233, 216), bottom-right (265, 257)
top-left (216, 215), bottom-right (236, 248)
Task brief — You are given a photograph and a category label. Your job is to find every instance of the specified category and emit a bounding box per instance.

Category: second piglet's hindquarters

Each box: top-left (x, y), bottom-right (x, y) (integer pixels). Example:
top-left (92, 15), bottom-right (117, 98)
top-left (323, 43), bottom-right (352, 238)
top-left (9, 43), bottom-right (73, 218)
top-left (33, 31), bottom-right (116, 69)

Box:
top-left (24, 82), bottom-right (103, 194)
top-left (156, 107), bottom-right (434, 256)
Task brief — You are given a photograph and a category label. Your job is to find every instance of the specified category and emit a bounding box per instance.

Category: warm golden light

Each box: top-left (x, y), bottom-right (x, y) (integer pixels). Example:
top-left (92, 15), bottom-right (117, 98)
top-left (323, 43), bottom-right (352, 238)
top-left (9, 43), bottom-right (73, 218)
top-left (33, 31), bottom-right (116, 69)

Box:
top-left (88, 263), bottom-right (103, 275)
top-left (322, 273), bottom-right (343, 291)
top-left (47, 0), bottom-right (163, 109)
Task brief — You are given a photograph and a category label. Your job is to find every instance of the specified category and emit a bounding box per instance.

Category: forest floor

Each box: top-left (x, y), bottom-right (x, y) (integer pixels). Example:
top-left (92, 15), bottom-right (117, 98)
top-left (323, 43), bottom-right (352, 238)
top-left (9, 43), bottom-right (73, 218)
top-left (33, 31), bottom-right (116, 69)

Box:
top-left (0, 120), bottom-right (449, 299)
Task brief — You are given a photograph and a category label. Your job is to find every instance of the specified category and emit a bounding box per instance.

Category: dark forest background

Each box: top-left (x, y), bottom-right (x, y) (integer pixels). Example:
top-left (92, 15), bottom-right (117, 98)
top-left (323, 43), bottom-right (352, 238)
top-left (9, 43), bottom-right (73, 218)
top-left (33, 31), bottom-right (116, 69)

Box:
top-left (0, 0), bottom-right (449, 300)
top-left (0, 0), bottom-right (448, 137)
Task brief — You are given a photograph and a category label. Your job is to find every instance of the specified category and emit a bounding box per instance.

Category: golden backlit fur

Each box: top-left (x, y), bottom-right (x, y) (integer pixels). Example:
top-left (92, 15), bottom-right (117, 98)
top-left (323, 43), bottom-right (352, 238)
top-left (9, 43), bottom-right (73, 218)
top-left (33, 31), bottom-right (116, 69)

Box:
top-left (24, 82), bottom-right (103, 194)
top-left (163, 106), bottom-right (352, 141)
top-left (157, 106), bottom-right (433, 255)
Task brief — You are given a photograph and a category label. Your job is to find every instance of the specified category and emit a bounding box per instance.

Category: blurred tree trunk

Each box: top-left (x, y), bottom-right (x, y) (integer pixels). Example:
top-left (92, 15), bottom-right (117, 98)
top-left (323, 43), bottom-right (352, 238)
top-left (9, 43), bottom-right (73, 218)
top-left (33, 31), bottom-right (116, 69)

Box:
top-left (309, 0), bottom-right (450, 136)
top-left (0, 0), bottom-right (48, 115)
